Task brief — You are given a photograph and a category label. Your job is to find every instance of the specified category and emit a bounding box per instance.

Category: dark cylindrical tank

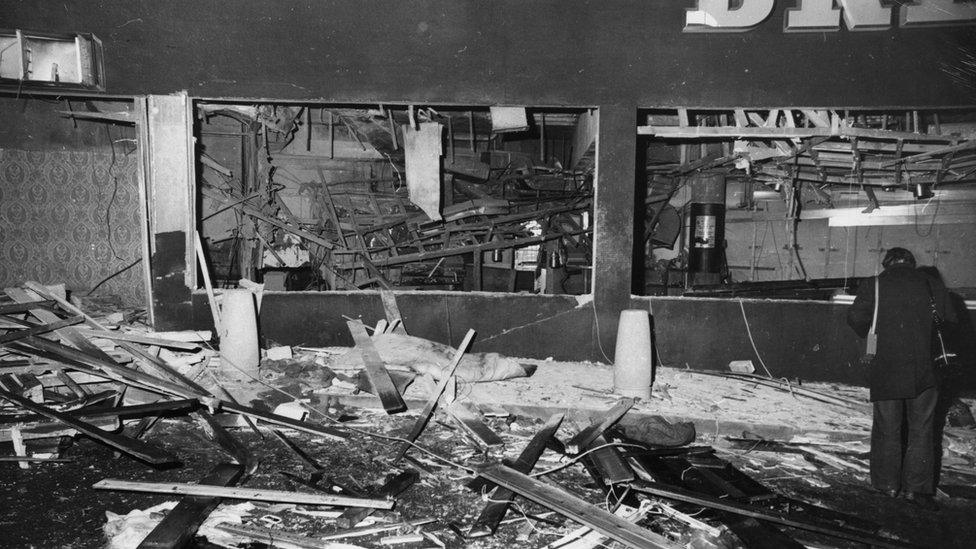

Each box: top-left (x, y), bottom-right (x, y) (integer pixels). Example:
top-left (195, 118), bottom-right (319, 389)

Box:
top-left (687, 173), bottom-right (726, 284)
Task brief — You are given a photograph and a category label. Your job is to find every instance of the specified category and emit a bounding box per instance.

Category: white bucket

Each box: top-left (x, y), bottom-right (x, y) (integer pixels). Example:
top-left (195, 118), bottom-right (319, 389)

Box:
top-left (218, 289), bottom-right (260, 382)
top-left (612, 309), bottom-right (653, 399)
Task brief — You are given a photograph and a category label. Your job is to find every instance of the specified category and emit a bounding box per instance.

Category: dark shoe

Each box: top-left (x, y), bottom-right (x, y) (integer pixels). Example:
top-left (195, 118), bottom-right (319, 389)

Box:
top-left (904, 492), bottom-right (939, 510)
top-left (873, 486), bottom-right (899, 498)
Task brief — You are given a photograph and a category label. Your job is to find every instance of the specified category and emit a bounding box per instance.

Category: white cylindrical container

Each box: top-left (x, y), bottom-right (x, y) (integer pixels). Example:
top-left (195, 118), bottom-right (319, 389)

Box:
top-left (612, 309), bottom-right (653, 399)
top-left (218, 289), bottom-right (260, 382)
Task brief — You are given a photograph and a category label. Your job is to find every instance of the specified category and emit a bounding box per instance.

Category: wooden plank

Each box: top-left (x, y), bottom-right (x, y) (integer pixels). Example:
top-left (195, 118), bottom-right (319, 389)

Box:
top-left (347, 321), bottom-right (406, 414)
top-left (0, 416), bottom-right (118, 442)
top-left (564, 398), bottom-right (634, 454)
top-left (0, 456), bottom-right (73, 463)
top-left (447, 401), bottom-right (504, 448)
top-left (60, 328), bottom-right (200, 351)
top-left (0, 398), bottom-right (199, 424)
top-left (0, 387), bottom-right (178, 465)
top-left (56, 369), bottom-right (89, 397)
top-left (9, 426), bottom-right (28, 469)
top-left (585, 434), bottom-right (634, 486)
top-left (320, 517), bottom-right (438, 541)
top-left (881, 139), bottom-right (975, 167)
top-left (214, 523), bottom-right (330, 549)
top-left (208, 376), bottom-right (263, 439)
top-left (336, 470), bottom-right (419, 528)
top-left (21, 281), bottom-right (209, 396)
top-left (4, 287), bottom-right (117, 363)
top-left (93, 479), bottom-right (394, 508)
top-left (194, 411), bottom-right (253, 471)
top-left (138, 463), bottom-right (244, 549)
top-left (476, 464), bottom-right (677, 549)
top-left (0, 300), bottom-right (55, 315)
top-left (12, 335), bottom-right (201, 399)
top-left (628, 481), bottom-right (913, 549)
top-left (468, 413), bottom-right (564, 538)
top-left (392, 329), bottom-right (476, 462)
top-left (270, 429), bottom-right (322, 473)
top-left (379, 289), bottom-right (405, 333)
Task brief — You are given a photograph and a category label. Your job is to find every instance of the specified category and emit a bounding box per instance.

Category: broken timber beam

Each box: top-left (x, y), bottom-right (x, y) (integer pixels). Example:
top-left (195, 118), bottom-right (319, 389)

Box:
top-left (22, 281), bottom-right (212, 396)
top-left (214, 523), bottom-right (330, 549)
top-left (0, 398), bottom-right (200, 424)
top-left (4, 287), bottom-right (120, 364)
top-left (71, 328), bottom-right (201, 351)
top-left (475, 464), bottom-right (678, 549)
top-left (565, 398), bottom-right (635, 454)
top-left (0, 315), bottom-right (85, 344)
top-left (347, 321), bottom-right (406, 414)
top-left (13, 335), bottom-right (202, 398)
top-left (628, 481), bottom-right (914, 549)
top-left (0, 300), bottom-right (56, 315)
top-left (392, 329), bottom-right (476, 462)
top-left (93, 479), bottom-right (394, 508)
top-left (336, 470), bottom-right (419, 529)
top-left (467, 413), bottom-right (564, 538)
top-left (0, 387), bottom-right (178, 466)
top-left (447, 401), bottom-right (504, 449)
top-left (138, 463), bottom-right (244, 549)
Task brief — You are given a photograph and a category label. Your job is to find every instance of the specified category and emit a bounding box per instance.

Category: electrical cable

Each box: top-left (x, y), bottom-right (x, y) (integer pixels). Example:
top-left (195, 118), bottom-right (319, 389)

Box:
top-left (528, 441), bottom-right (647, 478)
top-left (911, 164), bottom-right (940, 238)
top-left (591, 299), bottom-right (613, 364)
top-left (100, 124), bottom-right (125, 261)
top-left (86, 258), bottom-right (142, 296)
top-left (737, 299), bottom-right (774, 378)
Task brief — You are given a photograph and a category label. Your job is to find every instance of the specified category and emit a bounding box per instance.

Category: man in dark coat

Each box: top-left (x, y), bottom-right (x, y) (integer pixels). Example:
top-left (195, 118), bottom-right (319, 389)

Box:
top-left (847, 247), bottom-right (955, 509)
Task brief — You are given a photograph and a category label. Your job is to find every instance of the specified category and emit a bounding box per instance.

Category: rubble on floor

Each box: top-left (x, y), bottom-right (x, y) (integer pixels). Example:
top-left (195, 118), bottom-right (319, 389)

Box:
top-left (1, 282), bottom-right (975, 548)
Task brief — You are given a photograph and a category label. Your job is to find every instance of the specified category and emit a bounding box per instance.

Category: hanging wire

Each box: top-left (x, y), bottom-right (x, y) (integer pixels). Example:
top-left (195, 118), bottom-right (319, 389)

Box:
top-left (738, 299), bottom-right (774, 378)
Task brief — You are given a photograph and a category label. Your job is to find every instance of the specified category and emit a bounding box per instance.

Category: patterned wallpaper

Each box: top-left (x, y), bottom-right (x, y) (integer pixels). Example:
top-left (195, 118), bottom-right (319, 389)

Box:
top-left (0, 148), bottom-right (146, 306)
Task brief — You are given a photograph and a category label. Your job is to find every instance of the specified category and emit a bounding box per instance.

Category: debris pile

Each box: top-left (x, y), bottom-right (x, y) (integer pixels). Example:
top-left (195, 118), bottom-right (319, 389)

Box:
top-left (0, 281), bottom-right (970, 548)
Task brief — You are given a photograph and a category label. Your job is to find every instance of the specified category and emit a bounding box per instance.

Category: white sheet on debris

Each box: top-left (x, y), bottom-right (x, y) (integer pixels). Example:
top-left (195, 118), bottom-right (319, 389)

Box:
top-left (103, 501), bottom-right (255, 549)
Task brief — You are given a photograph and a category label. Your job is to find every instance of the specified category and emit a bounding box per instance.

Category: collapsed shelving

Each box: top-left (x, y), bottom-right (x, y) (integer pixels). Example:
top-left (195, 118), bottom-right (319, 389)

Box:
top-left (198, 105), bottom-right (595, 293)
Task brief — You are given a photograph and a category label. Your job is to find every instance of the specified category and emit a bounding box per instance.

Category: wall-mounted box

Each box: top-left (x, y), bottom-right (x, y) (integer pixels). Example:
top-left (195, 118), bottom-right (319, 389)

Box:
top-left (0, 29), bottom-right (104, 90)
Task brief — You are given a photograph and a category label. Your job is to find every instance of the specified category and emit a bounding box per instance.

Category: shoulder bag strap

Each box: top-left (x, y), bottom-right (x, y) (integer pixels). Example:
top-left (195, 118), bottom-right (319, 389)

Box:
top-left (869, 276), bottom-right (879, 335)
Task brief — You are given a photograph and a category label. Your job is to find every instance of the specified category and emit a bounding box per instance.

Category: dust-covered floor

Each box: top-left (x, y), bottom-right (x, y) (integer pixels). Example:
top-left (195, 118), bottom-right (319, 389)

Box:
top-left (2, 398), bottom-right (976, 549)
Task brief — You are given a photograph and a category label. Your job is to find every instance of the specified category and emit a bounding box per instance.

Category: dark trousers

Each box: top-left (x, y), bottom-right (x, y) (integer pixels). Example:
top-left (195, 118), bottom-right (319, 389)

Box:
top-left (871, 386), bottom-right (938, 494)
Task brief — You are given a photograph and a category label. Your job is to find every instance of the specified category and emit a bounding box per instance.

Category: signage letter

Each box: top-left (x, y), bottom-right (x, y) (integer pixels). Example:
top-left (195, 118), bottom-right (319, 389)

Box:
top-left (838, 0), bottom-right (893, 31)
top-left (900, 0), bottom-right (976, 27)
top-left (684, 0), bottom-right (776, 32)
top-left (785, 0), bottom-right (842, 32)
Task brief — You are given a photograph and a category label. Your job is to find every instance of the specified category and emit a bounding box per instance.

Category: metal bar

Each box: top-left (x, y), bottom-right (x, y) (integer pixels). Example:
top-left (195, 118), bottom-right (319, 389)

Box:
top-left (94, 479), bottom-right (394, 508)
top-left (392, 329), bottom-right (476, 462)
top-left (476, 465), bottom-right (677, 549)
top-left (0, 387), bottom-right (178, 465)
top-left (628, 481), bottom-right (913, 549)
